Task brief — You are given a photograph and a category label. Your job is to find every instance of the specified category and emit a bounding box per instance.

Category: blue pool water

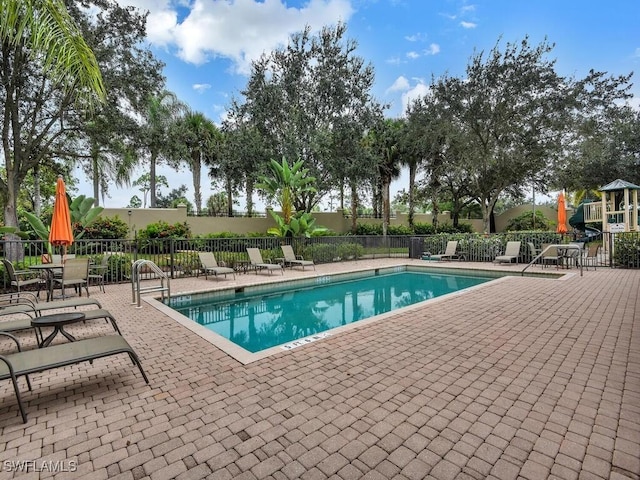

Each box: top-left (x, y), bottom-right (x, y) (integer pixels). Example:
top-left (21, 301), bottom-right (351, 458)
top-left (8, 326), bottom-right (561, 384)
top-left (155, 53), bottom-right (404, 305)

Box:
top-left (167, 269), bottom-right (493, 353)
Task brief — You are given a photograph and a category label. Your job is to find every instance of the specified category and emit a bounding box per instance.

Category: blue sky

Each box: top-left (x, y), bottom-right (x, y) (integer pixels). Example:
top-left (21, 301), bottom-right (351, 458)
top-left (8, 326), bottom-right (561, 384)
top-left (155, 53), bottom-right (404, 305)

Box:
top-left (84, 0), bottom-right (640, 209)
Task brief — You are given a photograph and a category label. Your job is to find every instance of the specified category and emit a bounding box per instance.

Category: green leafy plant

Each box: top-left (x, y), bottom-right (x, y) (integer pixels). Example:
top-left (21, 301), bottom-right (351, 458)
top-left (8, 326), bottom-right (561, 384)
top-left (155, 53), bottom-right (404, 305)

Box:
top-left (257, 157), bottom-right (327, 238)
top-left (23, 195), bottom-right (104, 257)
top-left (0, 226), bottom-right (28, 239)
top-left (267, 211), bottom-right (328, 238)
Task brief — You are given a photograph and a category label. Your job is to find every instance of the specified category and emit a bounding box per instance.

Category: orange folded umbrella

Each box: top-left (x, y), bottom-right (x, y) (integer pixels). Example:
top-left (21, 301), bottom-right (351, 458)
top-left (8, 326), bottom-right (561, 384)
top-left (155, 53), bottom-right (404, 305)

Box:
top-left (556, 191), bottom-right (568, 234)
top-left (49, 176), bottom-right (74, 256)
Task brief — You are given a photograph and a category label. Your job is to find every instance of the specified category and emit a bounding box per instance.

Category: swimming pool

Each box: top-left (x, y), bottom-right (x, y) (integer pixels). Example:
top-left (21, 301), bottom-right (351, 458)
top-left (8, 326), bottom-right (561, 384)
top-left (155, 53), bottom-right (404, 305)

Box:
top-left (162, 267), bottom-right (495, 359)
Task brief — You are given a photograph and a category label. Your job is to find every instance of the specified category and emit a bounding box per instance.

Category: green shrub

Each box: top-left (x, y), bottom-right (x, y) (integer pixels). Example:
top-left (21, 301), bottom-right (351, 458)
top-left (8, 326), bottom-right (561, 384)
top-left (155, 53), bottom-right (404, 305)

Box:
top-left (138, 221), bottom-right (191, 240)
top-left (337, 242), bottom-right (364, 260)
top-left (613, 233), bottom-right (640, 267)
top-left (78, 216), bottom-right (129, 239)
top-left (388, 225), bottom-right (413, 236)
top-left (304, 243), bottom-right (340, 262)
top-left (413, 223), bottom-right (435, 235)
top-left (102, 254), bottom-right (132, 282)
top-left (505, 211), bottom-right (552, 231)
top-left (437, 223), bottom-right (473, 234)
top-left (355, 223), bottom-right (382, 235)
top-left (137, 221), bottom-right (192, 254)
top-left (355, 222), bottom-right (472, 235)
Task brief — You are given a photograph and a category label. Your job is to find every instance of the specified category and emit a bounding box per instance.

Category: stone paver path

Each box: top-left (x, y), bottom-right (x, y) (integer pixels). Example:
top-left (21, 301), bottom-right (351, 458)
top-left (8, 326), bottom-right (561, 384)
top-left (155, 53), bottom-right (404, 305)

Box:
top-left (0, 259), bottom-right (638, 479)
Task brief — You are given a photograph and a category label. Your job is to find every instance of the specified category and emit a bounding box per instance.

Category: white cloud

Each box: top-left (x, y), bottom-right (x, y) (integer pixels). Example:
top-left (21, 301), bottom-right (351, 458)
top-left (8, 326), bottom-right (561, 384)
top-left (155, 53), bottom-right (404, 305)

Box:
top-left (386, 56), bottom-right (402, 65)
top-left (406, 51), bottom-right (420, 59)
top-left (400, 82), bottom-right (430, 115)
top-left (405, 33), bottom-right (426, 42)
top-left (193, 83), bottom-right (211, 93)
top-left (634, 47), bottom-right (640, 57)
top-left (386, 76), bottom-right (410, 93)
top-left (460, 21), bottom-right (477, 29)
top-left (424, 43), bottom-right (440, 55)
top-left (118, 0), bottom-right (354, 75)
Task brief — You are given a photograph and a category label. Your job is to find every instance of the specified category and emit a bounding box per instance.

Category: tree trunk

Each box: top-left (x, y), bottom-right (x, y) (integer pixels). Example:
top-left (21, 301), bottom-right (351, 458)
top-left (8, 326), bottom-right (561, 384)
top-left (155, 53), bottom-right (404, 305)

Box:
top-left (33, 164), bottom-right (42, 216)
top-left (382, 178), bottom-right (390, 236)
top-left (92, 151), bottom-right (100, 205)
top-left (191, 151), bottom-right (202, 215)
top-left (3, 169), bottom-right (24, 261)
top-left (150, 151), bottom-right (157, 208)
top-left (226, 178), bottom-right (233, 217)
top-left (350, 183), bottom-right (359, 234)
top-left (408, 161), bottom-right (417, 229)
top-left (245, 180), bottom-right (254, 216)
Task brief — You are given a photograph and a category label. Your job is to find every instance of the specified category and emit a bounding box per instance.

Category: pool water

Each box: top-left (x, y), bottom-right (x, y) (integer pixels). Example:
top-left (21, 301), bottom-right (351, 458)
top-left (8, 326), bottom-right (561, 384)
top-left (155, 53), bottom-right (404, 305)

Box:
top-left (168, 270), bottom-right (492, 353)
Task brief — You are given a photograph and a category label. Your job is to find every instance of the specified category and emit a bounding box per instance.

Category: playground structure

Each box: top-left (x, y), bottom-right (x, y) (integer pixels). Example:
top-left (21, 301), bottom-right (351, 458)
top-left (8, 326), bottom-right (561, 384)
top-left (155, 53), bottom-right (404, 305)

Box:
top-left (579, 179), bottom-right (640, 234)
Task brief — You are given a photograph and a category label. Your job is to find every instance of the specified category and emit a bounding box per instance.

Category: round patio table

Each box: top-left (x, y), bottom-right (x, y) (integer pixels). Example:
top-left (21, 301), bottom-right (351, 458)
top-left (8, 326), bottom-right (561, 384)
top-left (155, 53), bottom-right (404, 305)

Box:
top-left (31, 311), bottom-right (86, 348)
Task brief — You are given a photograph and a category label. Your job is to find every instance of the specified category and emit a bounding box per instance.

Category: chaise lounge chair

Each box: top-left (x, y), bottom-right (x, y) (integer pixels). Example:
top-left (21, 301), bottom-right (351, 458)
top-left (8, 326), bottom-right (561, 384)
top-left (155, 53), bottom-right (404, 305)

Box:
top-left (198, 252), bottom-right (236, 280)
top-left (280, 245), bottom-right (315, 270)
top-left (0, 306), bottom-right (122, 344)
top-left (493, 241), bottom-right (521, 264)
top-left (1, 293), bottom-right (101, 318)
top-left (246, 248), bottom-right (283, 275)
top-left (430, 241), bottom-right (459, 261)
top-left (0, 332), bottom-right (149, 423)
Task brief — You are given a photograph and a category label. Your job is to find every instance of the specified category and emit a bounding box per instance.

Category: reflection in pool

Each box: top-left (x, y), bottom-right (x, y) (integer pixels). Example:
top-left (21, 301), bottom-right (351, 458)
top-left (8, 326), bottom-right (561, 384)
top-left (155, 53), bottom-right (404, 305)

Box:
top-left (168, 270), bottom-right (492, 353)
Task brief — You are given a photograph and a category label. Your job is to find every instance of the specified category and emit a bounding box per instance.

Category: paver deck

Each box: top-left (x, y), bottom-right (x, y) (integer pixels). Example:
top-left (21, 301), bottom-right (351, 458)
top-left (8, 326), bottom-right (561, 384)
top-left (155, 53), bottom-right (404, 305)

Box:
top-left (0, 259), bottom-right (638, 479)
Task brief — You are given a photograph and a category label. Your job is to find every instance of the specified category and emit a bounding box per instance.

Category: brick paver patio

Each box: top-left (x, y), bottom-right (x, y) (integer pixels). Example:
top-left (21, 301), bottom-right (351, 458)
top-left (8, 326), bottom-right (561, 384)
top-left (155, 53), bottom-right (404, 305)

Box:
top-left (0, 259), bottom-right (638, 479)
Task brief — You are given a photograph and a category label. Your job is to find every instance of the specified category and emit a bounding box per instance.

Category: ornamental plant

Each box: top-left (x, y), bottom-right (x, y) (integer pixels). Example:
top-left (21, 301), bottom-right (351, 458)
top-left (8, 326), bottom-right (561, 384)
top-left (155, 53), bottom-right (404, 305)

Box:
top-left (257, 157), bottom-right (326, 238)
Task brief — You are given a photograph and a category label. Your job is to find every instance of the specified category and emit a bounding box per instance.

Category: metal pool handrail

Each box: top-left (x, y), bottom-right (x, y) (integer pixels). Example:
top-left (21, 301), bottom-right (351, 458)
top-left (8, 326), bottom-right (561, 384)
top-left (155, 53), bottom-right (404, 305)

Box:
top-left (131, 259), bottom-right (170, 308)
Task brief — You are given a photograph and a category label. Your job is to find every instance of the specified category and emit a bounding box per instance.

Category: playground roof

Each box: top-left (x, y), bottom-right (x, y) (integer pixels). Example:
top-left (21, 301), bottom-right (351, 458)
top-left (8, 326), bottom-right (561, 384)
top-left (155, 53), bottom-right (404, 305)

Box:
top-left (599, 178), bottom-right (640, 191)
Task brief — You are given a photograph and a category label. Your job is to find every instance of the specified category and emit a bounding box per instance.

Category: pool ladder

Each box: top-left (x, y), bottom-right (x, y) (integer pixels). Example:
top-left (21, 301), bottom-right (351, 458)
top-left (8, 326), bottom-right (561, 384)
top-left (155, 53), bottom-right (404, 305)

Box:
top-left (131, 259), bottom-right (171, 308)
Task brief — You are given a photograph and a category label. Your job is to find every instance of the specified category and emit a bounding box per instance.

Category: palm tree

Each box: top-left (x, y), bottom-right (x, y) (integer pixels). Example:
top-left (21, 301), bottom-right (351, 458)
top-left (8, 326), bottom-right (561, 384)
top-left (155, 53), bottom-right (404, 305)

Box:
top-left (371, 119), bottom-right (403, 236)
top-left (0, 0), bottom-right (105, 261)
top-left (142, 90), bottom-right (186, 207)
top-left (179, 111), bottom-right (220, 215)
top-left (0, 0), bottom-right (105, 105)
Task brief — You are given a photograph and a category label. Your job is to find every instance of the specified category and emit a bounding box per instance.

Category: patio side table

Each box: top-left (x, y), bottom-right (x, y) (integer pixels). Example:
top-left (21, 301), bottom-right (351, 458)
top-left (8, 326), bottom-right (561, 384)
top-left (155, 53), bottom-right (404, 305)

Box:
top-left (31, 311), bottom-right (86, 348)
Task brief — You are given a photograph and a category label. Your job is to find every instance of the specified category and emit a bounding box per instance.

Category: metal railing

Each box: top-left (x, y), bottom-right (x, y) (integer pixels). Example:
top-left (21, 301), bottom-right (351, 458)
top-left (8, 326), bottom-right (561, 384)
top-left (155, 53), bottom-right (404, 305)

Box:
top-left (2, 231), bottom-right (637, 292)
top-left (131, 259), bottom-right (170, 308)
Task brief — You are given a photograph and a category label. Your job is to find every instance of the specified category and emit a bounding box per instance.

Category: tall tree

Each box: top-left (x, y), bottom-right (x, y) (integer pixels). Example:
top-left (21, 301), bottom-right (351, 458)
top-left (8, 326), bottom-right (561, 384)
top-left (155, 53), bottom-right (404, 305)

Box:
top-left (554, 73), bottom-right (635, 191)
top-left (369, 118), bottom-right (404, 235)
top-left (177, 111), bottom-right (220, 215)
top-left (232, 23), bottom-right (383, 212)
top-left (0, 0), bottom-right (105, 239)
top-left (432, 37), bottom-right (574, 233)
top-left (69, 0), bottom-right (164, 206)
top-left (140, 90), bottom-right (186, 207)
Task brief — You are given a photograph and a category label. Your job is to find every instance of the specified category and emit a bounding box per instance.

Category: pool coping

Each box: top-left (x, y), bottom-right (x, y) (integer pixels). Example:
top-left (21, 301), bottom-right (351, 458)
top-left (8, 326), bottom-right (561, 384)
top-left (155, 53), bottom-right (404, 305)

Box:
top-left (145, 264), bottom-right (570, 364)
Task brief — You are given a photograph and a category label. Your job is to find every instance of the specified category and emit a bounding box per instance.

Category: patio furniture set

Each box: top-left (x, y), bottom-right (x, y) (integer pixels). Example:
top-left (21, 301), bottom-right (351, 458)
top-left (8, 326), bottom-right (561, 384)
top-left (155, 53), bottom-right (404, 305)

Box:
top-left (0, 292), bottom-right (148, 423)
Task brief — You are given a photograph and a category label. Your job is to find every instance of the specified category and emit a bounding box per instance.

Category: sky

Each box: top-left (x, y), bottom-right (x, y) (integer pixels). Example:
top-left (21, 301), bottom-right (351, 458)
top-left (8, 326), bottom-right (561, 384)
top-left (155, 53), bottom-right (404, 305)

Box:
top-left (75, 0), bottom-right (640, 210)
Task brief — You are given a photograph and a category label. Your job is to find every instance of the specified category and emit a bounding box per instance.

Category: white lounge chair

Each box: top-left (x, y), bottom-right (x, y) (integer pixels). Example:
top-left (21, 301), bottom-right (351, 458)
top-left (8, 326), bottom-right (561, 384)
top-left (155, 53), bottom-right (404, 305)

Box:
top-left (198, 252), bottom-right (235, 280)
top-left (430, 241), bottom-right (459, 261)
top-left (246, 248), bottom-right (283, 275)
top-left (494, 241), bottom-right (521, 264)
top-left (281, 245), bottom-right (315, 270)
